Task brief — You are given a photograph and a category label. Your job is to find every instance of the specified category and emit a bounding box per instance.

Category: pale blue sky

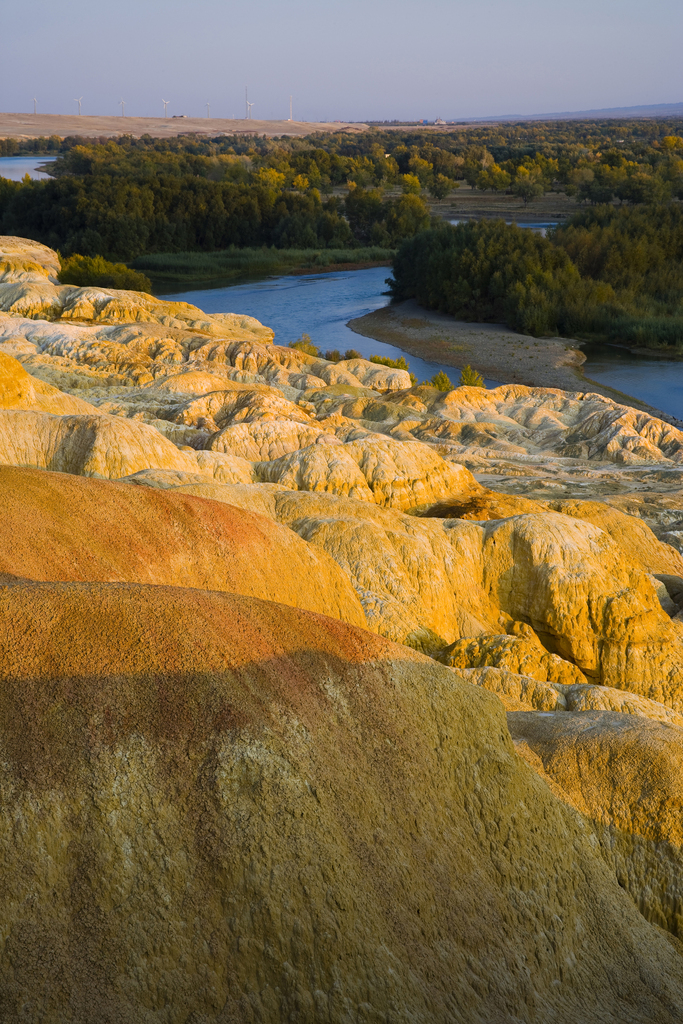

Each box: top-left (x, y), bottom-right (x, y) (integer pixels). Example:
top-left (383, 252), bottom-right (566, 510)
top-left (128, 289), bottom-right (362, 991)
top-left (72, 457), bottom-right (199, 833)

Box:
top-left (3, 0), bottom-right (681, 122)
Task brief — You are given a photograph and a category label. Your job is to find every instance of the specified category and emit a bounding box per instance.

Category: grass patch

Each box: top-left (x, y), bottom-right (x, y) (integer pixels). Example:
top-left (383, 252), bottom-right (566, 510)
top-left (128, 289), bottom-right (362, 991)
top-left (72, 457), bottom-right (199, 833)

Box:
top-left (130, 246), bottom-right (395, 289)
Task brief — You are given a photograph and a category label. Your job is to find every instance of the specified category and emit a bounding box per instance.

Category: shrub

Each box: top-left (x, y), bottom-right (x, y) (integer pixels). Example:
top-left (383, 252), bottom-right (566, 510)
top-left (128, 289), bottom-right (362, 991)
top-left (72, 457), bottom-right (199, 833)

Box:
top-left (458, 364), bottom-right (485, 387)
top-left (344, 348), bottom-right (361, 359)
top-left (324, 349), bottom-right (342, 362)
top-left (289, 333), bottom-right (319, 356)
top-left (58, 253), bottom-right (152, 293)
top-left (370, 354), bottom-right (417, 385)
top-left (430, 371), bottom-right (453, 391)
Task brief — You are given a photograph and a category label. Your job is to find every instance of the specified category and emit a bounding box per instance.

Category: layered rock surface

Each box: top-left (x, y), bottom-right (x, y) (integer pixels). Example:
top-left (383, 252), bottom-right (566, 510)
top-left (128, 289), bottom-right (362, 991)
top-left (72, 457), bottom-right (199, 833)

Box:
top-left (2, 236), bottom-right (683, 1019)
top-left (1, 580), bottom-right (683, 1022)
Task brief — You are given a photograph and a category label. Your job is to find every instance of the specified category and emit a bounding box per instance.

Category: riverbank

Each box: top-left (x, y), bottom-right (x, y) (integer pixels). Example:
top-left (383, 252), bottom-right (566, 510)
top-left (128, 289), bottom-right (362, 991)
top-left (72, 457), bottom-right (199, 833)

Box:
top-left (133, 246), bottom-right (395, 291)
top-left (348, 299), bottom-right (683, 427)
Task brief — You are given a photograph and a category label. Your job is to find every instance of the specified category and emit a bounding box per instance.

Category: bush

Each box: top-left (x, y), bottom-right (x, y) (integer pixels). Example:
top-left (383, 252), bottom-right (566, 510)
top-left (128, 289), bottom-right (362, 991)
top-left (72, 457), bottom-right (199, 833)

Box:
top-left (458, 364), bottom-right (485, 387)
top-left (344, 348), bottom-right (361, 359)
top-left (58, 253), bottom-right (152, 293)
top-left (370, 354), bottom-right (417, 385)
top-left (289, 333), bottom-right (319, 356)
top-left (324, 349), bottom-right (342, 362)
top-left (430, 371), bottom-right (453, 391)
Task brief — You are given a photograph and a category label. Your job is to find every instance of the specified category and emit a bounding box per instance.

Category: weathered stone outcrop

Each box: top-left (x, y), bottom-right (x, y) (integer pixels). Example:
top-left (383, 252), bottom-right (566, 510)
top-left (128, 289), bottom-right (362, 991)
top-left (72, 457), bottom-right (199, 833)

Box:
top-left (0, 350), bottom-right (95, 415)
top-left (0, 579), bottom-right (681, 1022)
top-left (509, 710), bottom-right (683, 939)
top-left (0, 466), bottom-right (365, 627)
top-left (2, 237), bottom-right (683, 1016)
top-left (437, 621), bottom-right (588, 685)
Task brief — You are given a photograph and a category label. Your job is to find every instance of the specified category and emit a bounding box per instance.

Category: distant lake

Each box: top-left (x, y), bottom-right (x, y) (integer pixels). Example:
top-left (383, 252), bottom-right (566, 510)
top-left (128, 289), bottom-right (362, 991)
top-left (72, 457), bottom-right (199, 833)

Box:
top-left (0, 156), bottom-right (56, 181)
top-left (159, 266), bottom-right (501, 389)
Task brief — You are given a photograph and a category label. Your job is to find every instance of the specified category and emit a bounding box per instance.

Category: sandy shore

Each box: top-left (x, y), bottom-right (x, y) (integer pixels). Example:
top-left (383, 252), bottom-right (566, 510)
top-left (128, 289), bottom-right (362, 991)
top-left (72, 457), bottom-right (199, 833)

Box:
top-left (0, 113), bottom-right (367, 141)
top-left (348, 299), bottom-right (683, 426)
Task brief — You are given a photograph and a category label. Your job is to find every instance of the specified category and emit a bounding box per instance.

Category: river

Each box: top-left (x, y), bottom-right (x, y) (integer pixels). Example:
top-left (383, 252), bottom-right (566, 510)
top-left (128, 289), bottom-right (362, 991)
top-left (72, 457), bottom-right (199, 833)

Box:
top-left (580, 342), bottom-right (683, 420)
top-left (159, 266), bottom-right (501, 389)
top-left (157, 267), bottom-right (678, 418)
top-left (0, 156), bottom-right (57, 181)
top-left (2, 160), bottom-right (679, 413)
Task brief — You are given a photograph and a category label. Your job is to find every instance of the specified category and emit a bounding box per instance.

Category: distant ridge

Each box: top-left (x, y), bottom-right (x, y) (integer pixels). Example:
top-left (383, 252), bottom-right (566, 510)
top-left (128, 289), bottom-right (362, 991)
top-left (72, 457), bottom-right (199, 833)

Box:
top-left (464, 101), bottom-right (683, 122)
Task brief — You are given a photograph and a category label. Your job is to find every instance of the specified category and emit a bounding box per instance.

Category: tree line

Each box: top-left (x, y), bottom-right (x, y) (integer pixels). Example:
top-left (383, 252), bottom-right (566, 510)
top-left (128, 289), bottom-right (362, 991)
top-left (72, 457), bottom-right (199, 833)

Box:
top-left (0, 143), bottom-right (431, 259)
top-left (2, 122), bottom-right (683, 262)
top-left (389, 207), bottom-right (683, 350)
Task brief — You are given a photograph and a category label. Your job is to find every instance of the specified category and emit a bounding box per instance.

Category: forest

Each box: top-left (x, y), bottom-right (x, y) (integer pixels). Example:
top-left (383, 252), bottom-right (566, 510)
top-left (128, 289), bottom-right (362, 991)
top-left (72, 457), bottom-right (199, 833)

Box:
top-left (1, 119), bottom-right (683, 267)
top-left (389, 205), bottom-right (683, 349)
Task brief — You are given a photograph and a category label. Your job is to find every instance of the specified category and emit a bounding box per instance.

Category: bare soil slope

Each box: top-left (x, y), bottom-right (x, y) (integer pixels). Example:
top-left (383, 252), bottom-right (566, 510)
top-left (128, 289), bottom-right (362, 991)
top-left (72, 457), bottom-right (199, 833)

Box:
top-left (0, 112), bottom-right (367, 141)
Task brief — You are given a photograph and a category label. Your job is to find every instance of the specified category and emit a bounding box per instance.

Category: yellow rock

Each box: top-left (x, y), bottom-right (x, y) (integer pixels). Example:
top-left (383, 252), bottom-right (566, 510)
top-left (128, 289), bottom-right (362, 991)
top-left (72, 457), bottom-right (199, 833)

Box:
top-left (479, 512), bottom-right (683, 706)
top-left (0, 580), bottom-right (681, 1021)
top-left (509, 709), bottom-right (683, 938)
top-left (256, 439), bottom-right (376, 502)
top-left (0, 465), bottom-right (365, 627)
top-left (548, 498), bottom-right (683, 576)
top-left (0, 235), bottom-right (60, 282)
top-left (207, 419), bottom-right (329, 460)
top-left (0, 350), bottom-right (96, 415)
top-left (438, 621), bottom-right (588, 685)
top-left (458, 664), bottom-right (683, 724)
top-left (0, 409), bottom-right (199, 478)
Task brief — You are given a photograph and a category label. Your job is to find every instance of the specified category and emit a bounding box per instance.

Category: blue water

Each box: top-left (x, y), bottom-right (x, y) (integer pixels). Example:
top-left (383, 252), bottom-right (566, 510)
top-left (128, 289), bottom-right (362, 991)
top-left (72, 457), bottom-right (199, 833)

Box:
top-left (580, 342), bottom-right (683, 420)
top-left (159, 266), bottom-right (500, 389)
top-left (163, 266), bottom-right (683, 414)
top-left (450, 217), bottom-right (557, 236)
top-left (0, 156), bottom-right (56, 181)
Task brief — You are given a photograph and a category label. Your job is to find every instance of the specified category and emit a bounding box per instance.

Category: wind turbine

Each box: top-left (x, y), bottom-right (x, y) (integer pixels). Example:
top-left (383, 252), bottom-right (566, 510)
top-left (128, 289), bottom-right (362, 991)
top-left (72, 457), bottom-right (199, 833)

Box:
top-left (245, 86), bottom-right (249, 119)
top-left (206, 101), bottom-right (210, 118)
top-left (75, 97), bottom-right (82, 115)
top-left (247, 101), bottom-right (254, 119)
top-left (120, 98), bottom-right (125, 117)
top-left (33, 98), bottom-right (37, 115)
top-left (162, 98), bottom-right (169, 118)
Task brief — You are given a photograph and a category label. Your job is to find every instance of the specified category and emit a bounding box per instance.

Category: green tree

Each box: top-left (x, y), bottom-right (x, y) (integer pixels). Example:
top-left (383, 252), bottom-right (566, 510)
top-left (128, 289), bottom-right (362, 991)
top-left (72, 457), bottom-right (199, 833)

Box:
top-left (476, 166), bottom-right (512, 192)
top-left (385, 194), bottom-right (431, 244)
top-left (430, 371), bottom-right (452, 391)
top-left (511, 176), bottom-right (544, 205)
top-left (458, 364), bottom-right (485, 387)
top-left (618, 173), bottom-right (670, 205)
top-left (401, 173), bottom-right (422, 195)
top-left (429, 174), bottom-right (456, 200)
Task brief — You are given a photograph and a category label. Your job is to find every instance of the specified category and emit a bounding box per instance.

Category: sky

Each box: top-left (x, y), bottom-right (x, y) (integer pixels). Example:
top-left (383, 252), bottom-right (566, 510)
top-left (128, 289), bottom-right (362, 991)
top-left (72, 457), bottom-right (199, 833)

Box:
top-left (2, 0), bottom-right (681, 123)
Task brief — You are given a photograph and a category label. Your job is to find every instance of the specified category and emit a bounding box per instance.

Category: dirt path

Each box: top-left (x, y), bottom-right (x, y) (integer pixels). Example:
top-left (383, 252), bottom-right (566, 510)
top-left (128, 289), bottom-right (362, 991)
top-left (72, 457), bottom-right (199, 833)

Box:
top-left (348, 299), bottom-right (683, 426)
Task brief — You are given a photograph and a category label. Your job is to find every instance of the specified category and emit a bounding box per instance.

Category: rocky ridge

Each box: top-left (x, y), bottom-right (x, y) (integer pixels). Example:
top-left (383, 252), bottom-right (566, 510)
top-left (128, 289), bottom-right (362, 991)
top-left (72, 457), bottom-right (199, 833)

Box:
top-left (2, 236), bottom-right (683, 1021)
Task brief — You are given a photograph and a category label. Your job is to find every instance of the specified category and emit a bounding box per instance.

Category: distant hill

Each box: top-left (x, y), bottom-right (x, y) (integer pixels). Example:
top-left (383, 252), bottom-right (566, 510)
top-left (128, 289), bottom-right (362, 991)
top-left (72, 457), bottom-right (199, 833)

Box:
top-left (467, 101), bottom-right (683, 122)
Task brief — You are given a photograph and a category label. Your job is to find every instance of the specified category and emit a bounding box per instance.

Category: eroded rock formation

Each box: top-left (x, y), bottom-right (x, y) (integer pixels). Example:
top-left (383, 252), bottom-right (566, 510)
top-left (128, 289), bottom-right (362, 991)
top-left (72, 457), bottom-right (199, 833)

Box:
top-left (2, 236), bottom-right (683, 1020)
